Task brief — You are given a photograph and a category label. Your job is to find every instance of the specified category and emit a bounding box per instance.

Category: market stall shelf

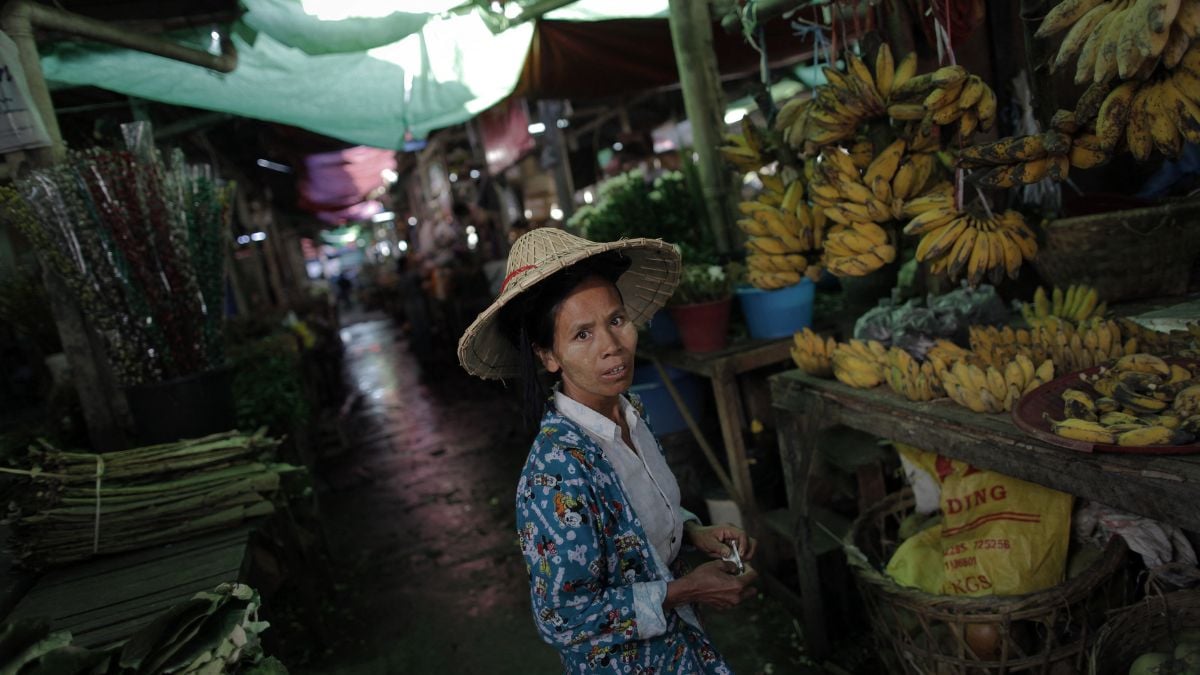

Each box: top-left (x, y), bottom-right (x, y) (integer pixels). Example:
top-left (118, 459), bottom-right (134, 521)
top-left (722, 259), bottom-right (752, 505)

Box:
top-left (769, 369), bottom-right (1200, 660)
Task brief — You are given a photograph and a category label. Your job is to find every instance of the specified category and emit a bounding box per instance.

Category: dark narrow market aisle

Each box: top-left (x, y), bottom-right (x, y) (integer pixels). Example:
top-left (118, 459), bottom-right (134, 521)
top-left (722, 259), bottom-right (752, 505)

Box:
top-left (290, 316), bottom-right (809, 674)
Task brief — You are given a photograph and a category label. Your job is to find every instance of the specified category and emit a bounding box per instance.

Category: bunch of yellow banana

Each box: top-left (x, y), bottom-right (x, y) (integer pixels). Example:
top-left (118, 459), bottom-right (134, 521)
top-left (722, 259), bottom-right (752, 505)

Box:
top-left (888, 69), bottom-right (998, 141)
top-left (1037, 0), bottom-right (1200, 84)
top-left (937, 355), bottom-right (1057, 413)
top-left (832, 339), bottom-right (889, 389)
top-left (775, 50), bottom-right (887, 150)
top-left (1116, 318), bottom-right (1200, 357)
top-left (884, 347), bottom-right (945, 402)
top-left (822, 222), bottom-right (897, 277)
top-left (810, 140), bottom-right (945, 227)
top-left (738, 182), bottom-right (829, 290)
top-left (775, 43), bottom-right (996, 153)
top-left (907, 204), bottom-right (1038, 285)
top-left (1047, 354), bottom-right (1199, 446)
top-left (1125, 57), bottom-right (1200, 159)
top-left (791, 328), bottom-right (837, 377)
top-left (926, 338), bottom-right (977, 367)
top-left (957, 130), bottom-right (1074, 186)
top-left (1073, 44), bottom-right (1200, 160)
top-left (719, 116), bottom-right (768, 173)
top-left (967, 318), bottom-right (1142, 373)
top-left (1033, 317), bottom-right (1141, 371)
top-left (968, 325), bottom-right (1046, 370)
top-left (1020, 284), bottom-right (1107, 326)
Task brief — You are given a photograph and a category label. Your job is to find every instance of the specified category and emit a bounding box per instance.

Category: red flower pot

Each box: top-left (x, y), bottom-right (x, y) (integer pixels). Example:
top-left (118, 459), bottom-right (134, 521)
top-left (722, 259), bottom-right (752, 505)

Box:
top-left (669, 297), bottom-right (732, 353)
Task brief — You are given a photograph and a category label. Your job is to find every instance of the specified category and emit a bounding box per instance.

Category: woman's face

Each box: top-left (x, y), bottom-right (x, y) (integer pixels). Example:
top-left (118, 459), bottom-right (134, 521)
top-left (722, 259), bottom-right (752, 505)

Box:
top-left (537, 275), bottom-right (637, 411)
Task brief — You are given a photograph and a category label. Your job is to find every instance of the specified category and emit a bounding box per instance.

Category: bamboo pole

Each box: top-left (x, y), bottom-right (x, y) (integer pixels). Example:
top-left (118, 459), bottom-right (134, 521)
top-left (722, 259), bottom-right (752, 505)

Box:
top-left (667, 0), bottom-right (733, 255)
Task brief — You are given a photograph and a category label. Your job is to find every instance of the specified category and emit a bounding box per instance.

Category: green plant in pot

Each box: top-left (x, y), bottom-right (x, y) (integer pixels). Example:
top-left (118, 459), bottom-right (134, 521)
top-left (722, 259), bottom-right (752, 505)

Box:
top-left (669, 263), bottom-right (734, 353)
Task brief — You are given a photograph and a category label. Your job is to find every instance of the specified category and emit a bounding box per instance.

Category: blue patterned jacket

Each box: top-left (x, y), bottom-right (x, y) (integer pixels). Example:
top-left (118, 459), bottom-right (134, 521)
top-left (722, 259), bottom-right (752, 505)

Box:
top-left (516, 396), bottom-right (733, 674)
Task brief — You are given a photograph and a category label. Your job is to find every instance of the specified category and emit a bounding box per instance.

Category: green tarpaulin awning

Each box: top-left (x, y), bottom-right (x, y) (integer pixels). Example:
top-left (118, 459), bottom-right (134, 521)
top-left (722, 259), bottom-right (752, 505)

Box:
top-left (39, 0), bottom-right (669, 148)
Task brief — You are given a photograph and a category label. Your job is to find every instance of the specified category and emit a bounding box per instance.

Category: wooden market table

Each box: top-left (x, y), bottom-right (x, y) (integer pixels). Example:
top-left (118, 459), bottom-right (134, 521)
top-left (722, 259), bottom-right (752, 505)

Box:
top-left (769, 368), bottom-right (1200, 659)
top-left (639, 337), bottom-right (793, 515)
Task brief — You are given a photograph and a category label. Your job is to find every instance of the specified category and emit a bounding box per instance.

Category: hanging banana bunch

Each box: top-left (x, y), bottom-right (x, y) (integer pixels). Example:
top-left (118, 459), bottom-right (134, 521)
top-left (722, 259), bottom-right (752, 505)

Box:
top-left (904, 195), bottom-right (1038, 286)
top-left (810, 139), bottom-right (947, 227)
top-left (1037, 0), bottom-right (1200, 162)
top-left (774, 44), bottom-right (997, 153)
top-left (737, 182), bottom-right (826, 290)
top-left (957, 128), bottom-right (1075, 187)
top-left (719, 116), bottom-right (769, 173)
top-left (822, 222), bottom-right (897, 277)
top-left (1037, 0), bottom-right (1200, 83)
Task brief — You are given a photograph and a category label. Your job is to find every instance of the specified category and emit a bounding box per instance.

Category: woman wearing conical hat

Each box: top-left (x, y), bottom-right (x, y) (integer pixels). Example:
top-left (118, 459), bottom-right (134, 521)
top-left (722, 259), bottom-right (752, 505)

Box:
top-left (459, 228), bottom-right (757, 674)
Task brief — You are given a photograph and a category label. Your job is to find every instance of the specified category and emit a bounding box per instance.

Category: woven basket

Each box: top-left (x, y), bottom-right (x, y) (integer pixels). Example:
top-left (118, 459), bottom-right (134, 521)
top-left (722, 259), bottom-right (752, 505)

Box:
top-left (845, 491), bottom-right (1130, 674)
top-left (1089, 588), bottom-right (1200, 674)
top-left (1033, 200), bottom-right (1200, 302)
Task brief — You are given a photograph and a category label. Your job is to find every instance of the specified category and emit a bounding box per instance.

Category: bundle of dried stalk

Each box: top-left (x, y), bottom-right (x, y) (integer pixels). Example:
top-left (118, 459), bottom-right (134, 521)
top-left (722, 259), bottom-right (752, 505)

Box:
top-left (1, 429), bottom-right (294, 567)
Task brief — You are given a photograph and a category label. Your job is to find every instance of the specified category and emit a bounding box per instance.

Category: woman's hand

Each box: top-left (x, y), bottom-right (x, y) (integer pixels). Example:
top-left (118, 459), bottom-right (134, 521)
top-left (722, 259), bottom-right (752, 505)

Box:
top-left (666, 560), bottom-right (758, 611)
top-left (685, 522), bottom-right (757, 561)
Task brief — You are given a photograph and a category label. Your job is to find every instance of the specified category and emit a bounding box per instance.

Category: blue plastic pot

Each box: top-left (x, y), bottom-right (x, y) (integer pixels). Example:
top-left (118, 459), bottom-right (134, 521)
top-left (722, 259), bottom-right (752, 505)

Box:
top-left (629, 364), bottom-right (704, 438)
top-left (735, 278), bottom-right (815, 339)
top-left (644, 309), bottom-right (681, 347)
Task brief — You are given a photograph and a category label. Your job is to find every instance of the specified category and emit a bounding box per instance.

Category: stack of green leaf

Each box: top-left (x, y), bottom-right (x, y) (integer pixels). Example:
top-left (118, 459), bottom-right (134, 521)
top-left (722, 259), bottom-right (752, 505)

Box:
top-left (4, 430), bottom-right (294, 567)
top-left (0, 583), bottom-right (289, 674)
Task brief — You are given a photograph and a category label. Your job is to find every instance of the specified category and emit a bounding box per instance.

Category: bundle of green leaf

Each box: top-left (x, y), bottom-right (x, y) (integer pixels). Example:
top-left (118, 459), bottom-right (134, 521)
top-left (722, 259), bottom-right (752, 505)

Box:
top-left (2, 430), bottom-right (295, 567)
top-left (0, 583), bottom-right (288, 674)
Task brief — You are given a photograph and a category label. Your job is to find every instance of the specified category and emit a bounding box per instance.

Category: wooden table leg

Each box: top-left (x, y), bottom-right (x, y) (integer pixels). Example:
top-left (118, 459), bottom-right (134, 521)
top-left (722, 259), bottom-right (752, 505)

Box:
top-left (711, 362), bottom-right (755, 521)
top-left (777, 393), bottom-right (831, 660)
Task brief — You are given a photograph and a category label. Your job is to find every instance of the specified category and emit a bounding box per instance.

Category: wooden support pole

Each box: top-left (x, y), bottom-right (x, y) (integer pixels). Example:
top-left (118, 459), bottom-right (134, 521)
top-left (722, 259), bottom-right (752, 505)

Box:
top-left (667, 0), bottom-right (733, 255)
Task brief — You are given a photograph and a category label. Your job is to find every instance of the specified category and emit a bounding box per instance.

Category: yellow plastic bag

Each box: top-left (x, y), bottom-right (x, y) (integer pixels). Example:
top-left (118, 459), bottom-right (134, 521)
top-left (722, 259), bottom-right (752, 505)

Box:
top-left (888, 445), bottom-right (1073, 597)
top-left (885, 521), bottom-right (945, 591)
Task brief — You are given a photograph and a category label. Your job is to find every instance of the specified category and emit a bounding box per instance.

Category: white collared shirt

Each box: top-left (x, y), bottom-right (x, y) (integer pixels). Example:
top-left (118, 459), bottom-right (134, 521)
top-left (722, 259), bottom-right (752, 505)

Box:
top-left (554, 389), bottom-right (702, 634)
top-left (554, 390), bottom-right (688, 563)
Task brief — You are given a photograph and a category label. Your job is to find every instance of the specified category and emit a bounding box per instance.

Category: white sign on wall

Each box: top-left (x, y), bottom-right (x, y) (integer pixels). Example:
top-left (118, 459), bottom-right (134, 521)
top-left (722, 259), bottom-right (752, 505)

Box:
top-left (0, 31), bottom-right (52, 153)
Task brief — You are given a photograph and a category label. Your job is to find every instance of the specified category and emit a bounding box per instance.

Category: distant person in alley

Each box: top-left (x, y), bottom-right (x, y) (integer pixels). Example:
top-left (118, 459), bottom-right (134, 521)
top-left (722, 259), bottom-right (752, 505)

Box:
top-left (457, 228), bottom-right (757, 674)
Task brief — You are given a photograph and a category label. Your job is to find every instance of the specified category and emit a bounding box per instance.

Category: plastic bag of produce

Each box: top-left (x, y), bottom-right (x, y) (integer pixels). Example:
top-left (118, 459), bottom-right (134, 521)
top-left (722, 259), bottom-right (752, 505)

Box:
top-left (887, 448), bottom-right (1073, 597)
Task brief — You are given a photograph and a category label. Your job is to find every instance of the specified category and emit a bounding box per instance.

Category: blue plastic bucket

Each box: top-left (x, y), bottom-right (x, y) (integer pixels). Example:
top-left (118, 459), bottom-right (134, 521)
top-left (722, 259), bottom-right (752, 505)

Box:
top-left (644, 309), bottom-right (681, 347)
top-left (736, 278), bottom-right (815, 339)
top-left (629, 364), bottom-right (704, 437)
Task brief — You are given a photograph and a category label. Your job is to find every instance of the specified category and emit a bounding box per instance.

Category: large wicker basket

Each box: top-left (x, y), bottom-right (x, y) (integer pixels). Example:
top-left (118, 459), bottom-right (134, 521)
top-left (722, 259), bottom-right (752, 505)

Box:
top-left (1033, 200), bottom-right (1200, 302)
top-left (1089, 588), bottom-right (1200, 674)
top-left (845, 491), bottom-right (1130, 674)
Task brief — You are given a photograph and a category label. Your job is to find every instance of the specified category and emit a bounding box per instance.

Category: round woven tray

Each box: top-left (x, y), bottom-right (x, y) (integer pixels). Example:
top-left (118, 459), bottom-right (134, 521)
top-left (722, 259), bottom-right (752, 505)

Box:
top-left (1033, 200), bottom-right (1200, 303)
top-left (1089, 588), bottom-right (1200, 675)
top-left (845, 490), bottom-right (1130, 674)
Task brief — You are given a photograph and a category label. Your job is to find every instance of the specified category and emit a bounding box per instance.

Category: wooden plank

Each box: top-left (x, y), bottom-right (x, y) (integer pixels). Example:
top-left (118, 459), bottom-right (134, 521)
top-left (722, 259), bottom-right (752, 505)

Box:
top-left (11, 537), bottom-right (249, 621)
top-left (776, 399), bottom-right (833, 660)
top-left (638, 338), bottom-right (791, 379)
top-left (770, 369), bottom-right (1200, 532)
top-left (712, 363), bottom-right (754, 513)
